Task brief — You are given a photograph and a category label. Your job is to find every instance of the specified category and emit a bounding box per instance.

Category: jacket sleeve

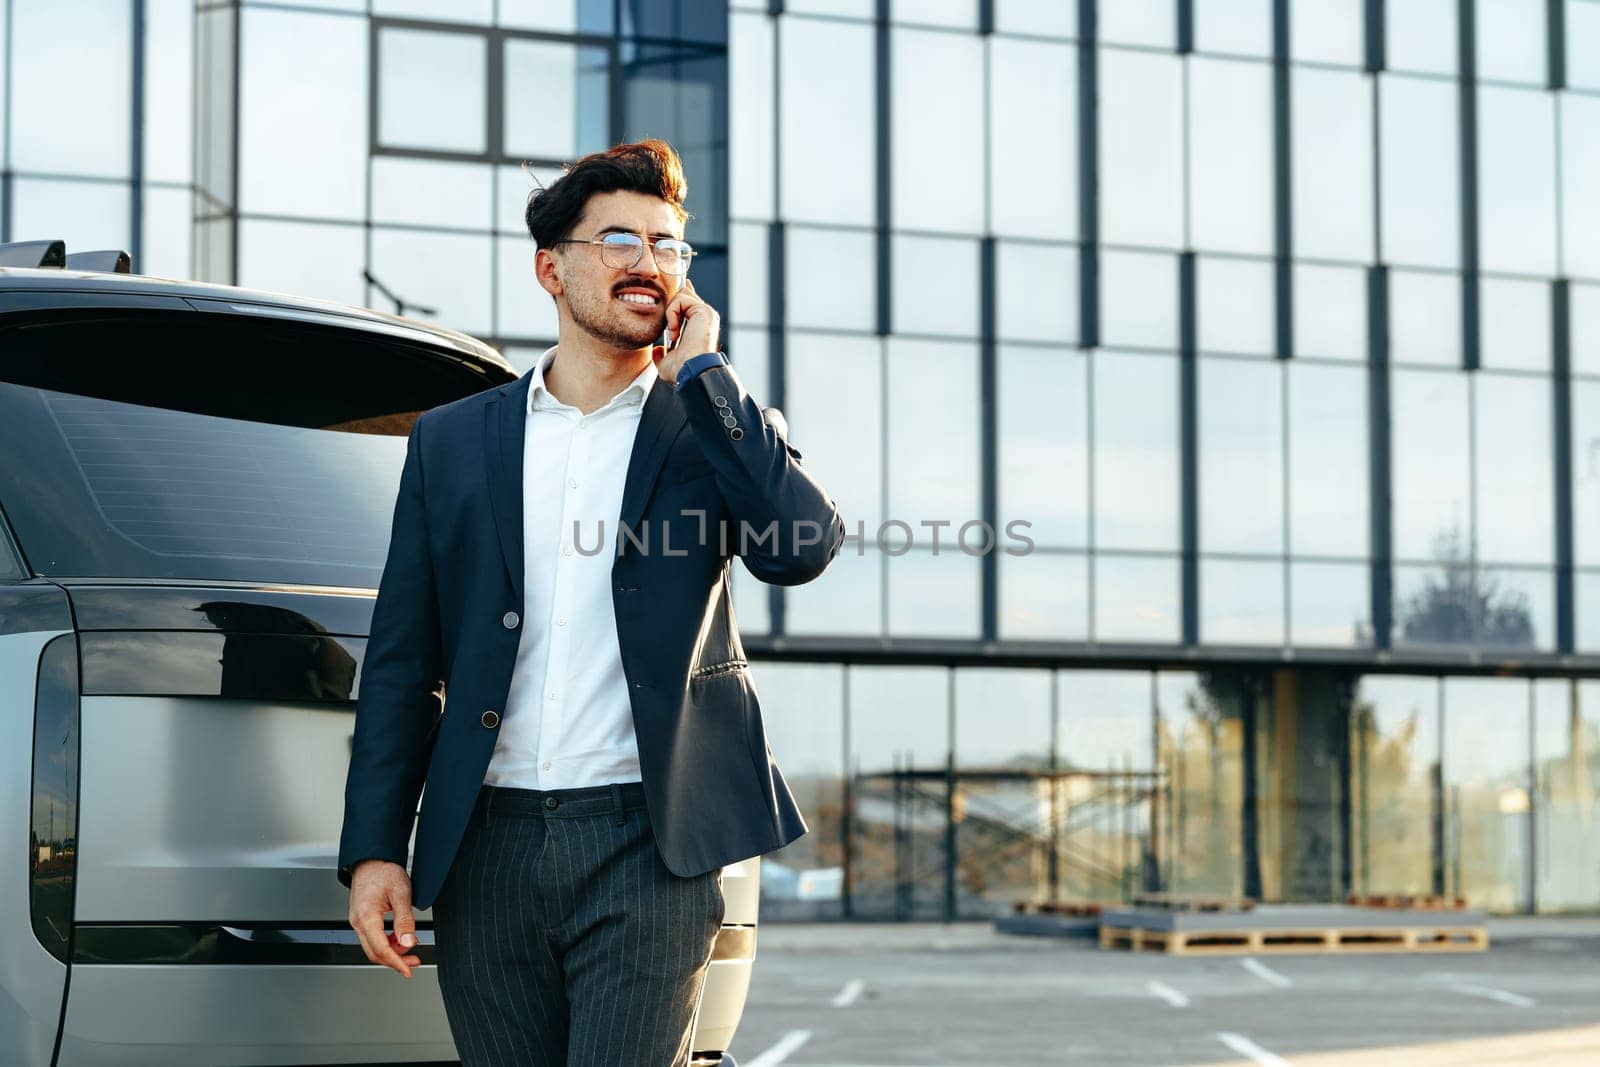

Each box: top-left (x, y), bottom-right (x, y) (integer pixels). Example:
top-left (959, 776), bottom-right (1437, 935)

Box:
top-left (677, 360), bottom-right (845, 586)
top-left (336, 416), bottom-right (444, 887)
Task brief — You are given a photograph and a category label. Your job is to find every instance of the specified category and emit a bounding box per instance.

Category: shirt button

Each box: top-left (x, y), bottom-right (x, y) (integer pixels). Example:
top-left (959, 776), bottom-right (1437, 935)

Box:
top-left (541, 760), bottom-right (552, 771)
top-left (548, 690), bottom-right (559, 701)
top-left (481, 710), bottom-right (499, 729)
top-left (563, 546), bottom-right (574, 556)
top-left (502, 611), bottom-right (520, 629)
top-left (557, 617), bottom-right (567, 626)
top-left (569, 478), bottom-right (579, 488)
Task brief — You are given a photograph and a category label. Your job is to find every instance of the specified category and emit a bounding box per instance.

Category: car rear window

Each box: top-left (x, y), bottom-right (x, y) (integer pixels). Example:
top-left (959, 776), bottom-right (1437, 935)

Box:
top-left (0, 308), bottom-right (506, 587)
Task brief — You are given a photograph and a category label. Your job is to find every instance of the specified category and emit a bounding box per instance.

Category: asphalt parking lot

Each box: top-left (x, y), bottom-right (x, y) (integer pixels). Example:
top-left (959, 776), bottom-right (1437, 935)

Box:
top-left (727, 920), bottom-right (1600, 1066)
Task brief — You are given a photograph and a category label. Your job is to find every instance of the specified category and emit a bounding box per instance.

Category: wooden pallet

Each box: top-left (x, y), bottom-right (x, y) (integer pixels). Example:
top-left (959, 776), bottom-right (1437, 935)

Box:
top-left (1099, 924), bottom-right (1488, 955)
top-left (1013, 900), bottom-right (1106, 917)
top-left (1346, 892), bottom-right (1468, 911)
top-left (1128, 893), bottom-right (1256, 913)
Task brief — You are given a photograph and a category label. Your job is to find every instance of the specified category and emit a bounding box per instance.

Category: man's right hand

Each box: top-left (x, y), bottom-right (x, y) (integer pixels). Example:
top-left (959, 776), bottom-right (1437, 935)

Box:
top-left (349, 859), bottom-right (422, 979)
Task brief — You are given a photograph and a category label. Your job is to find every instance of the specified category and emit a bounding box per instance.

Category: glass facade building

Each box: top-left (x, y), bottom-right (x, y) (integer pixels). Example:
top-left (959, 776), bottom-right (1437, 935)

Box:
top-left (3, 0), bottom-right (1600, 914)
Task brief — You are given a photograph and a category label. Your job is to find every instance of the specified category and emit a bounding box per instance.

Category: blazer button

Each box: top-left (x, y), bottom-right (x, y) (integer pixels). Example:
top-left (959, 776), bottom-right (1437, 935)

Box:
top-left (713, 394), bottom-right (729, 408)
top-left (502, 610), bottom-right (520, 629)
top-left (481, 709), bottom-right (500, 729)
top-left (729, 427), bottom-right (744, 441)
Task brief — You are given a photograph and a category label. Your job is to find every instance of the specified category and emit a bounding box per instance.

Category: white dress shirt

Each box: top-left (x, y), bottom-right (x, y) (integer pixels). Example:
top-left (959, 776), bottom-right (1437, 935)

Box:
top-left (484, 345), bottom-right (657, 790)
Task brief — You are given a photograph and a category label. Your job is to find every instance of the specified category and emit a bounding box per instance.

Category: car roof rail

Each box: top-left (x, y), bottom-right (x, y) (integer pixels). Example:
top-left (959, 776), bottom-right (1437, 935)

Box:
top-left (64, 249), bottom-right (133, 274)
top-left (0, 239), bottom-right (67, 269)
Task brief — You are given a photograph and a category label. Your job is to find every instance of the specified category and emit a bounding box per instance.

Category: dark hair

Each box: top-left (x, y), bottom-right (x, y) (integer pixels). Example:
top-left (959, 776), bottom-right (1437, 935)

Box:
top-left (524, 139), bottom-right (691, 250)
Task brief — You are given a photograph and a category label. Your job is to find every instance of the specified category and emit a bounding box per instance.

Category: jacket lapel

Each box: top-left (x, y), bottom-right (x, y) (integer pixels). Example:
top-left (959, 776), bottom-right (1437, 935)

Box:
top-left (485, 373), bottom-right (533, 604)
top-left (617, 377), bottom-right (687, 546)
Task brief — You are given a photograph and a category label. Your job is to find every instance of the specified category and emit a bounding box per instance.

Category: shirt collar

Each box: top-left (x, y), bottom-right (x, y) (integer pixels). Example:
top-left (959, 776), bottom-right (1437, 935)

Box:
top-left (527, 344), bottom-right (657, 416)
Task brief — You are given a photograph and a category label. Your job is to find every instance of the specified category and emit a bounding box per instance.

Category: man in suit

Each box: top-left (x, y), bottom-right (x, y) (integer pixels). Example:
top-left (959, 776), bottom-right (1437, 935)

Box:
top-left (338, 139), bottom-right (844, 1066)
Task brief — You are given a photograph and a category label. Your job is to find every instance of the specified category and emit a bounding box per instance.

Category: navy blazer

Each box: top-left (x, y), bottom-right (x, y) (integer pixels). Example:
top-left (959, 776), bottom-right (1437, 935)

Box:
top-left (337, 360), bottom-right (846, 910)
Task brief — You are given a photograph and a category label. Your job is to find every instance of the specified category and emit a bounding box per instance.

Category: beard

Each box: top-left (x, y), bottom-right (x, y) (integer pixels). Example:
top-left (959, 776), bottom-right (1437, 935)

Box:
top-left (567, 282), bottom-right (666, 349)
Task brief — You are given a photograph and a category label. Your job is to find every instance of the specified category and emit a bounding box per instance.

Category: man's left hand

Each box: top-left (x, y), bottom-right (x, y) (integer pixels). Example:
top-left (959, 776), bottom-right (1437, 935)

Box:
top-left (655, 277), bottom-right (721, 383)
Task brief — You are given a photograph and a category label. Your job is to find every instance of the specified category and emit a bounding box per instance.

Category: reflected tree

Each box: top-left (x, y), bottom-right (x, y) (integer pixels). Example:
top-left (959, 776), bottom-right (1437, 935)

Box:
top-left (1397, 527), bottom-right (1535, 647)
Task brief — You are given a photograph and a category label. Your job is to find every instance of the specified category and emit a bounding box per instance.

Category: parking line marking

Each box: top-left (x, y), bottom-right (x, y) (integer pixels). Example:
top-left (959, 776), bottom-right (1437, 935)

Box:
top-left (745, 1029), bottom-right (814, 1067)
top-left (1449, 982), bottom-right (1535, 1008)
top-left (1241, 957), bottom-right (1293, 988)
top-left (832, 978), bottom-right (865, 1007)
top-left (1216, 1031), bottom-right (1291, 1067)
top-left (1148, 979), bottom-right (1189, 1007)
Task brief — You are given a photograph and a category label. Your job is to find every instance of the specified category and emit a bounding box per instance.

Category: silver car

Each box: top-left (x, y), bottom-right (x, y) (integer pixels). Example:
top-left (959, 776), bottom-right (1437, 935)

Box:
top-left (0, 241), bottom-right (757, 1066)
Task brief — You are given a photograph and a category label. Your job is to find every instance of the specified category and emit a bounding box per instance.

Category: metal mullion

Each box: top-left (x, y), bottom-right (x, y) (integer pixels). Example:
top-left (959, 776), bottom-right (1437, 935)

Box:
top-left (875, 0), bottom-right (891, 336)
top-left (1554, 279), bottom-right (1574, 652)
top-left (768, 219), bottom-right (786, 635)
top-left (1548, 0), bottom-right (1566, 90)
top-left (1369, 265), bottom-right (1393, 649)
top-left (981, 237), bottom-right (997, 642)
top-left (1177, 0), bottom-right (1192, 54)
top-left (1273, 0), bottom-right (1292, 360)
top-left (1077, 0), bottom-right (1098, 349)
top-left (1364, 0), bottom-right (1385, 73)
top-left (1180, 251), bottom-right (1199, 646)
top-left (1458, 0), bottom-right (1480, 371)
top-left (486, 27), bottom-right (504, 161)
top-left (131, 0), bottom-right (146, 272)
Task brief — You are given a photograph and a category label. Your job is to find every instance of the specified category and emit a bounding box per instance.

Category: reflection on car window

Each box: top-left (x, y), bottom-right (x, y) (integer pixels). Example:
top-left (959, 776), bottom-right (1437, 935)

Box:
top-left (0, 383), bottom-right (407, 588)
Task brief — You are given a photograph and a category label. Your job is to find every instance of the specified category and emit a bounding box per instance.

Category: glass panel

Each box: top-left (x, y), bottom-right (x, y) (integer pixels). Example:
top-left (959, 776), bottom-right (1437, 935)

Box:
top-left (238, 219), bottom-right (366, 305)
top-left (891, 29), bottom-right (984, 234)
top-left (1060, 671), bottom-right (1155, 770)
top-left (786, 0), bottom-right (874, 18)
top-left (377, 28), bottom-right (486, 154)
top-left (145, 0), bottom-right (194, 185)
top-left (1574, 283), bottom-right (1600, 374)
top-left (1379, 75), bottom-right (1461, 269)
top-left (785, 227), bottom-right (876, 331)
top-left (1291, 0), bottom-right (1365, 65)
top-left (999, 346), bottom-right (1089, 549)
top-left (1560, 93), bottom-right (1600, 280)
top-left (729, 222), bottom-right (768, 327)
top-left (1195, 0), bottom-right (1272, 57)
top-left (780, 17), bottom-right (875, 225)
top-left (11, 178), bottom-right (130, 255)
top-left (751, 662), bottom-right (845, 918)
top-left (786, 544), bottom-right (884, 636)
top-left (1390, 270), bottom-right (1462, 367)
top-left (1477, 566), bottom-right (1552, 649)
top-left (10, 0), bottom-right (132, 177)
top-left (372, 158), bottom-right (493, 229)
top-left (1292, 263), bottom-right (1367, 361)
top-left (887, 339), bottom-right (980, 522)
top-left (1476, 0), bottom-right (1547, 84)
top-left (1096, 555), bottom-right (1181, 642)
top-left (891, 0), bottom-right (976, 28)
top-left (499, 0), bottom-right (613, 33)
top-left (1443, 677), bottom-right (1531, 912)
top-left (1478, 86), bottom-right (1558, 276)
top-left (1574, 379), bottom-right (1600, 566)
top-left (887, 550), bottom-right (980, 637)
top-left (1293, 67), bottom-right (1375, 263)
top-left (1201, 559), bottom-right (1285, 645)
top-left (731, 566), bottom-right (771, 636)
top-left (366, 229), bottom-right (492, 335)
top-left (1189, 58), bottom-right (1273, 256)
top-left (139, 186), bottom-right (192, 282)
top-left (1201, 357), bottom-right (1283, 554)
top-left (891, 236), bottom-right (979, 338)
top-left (999, 552), bottom-right (1089, 640)
top-left (1156, 671), bottom-right (1245, 896)
top-left (1094, 351), bottom-right (1181, 551)
top-left (1100, 49), bottom-right (1185, 249)
top-left (1572, 1), bottom-right (1600, 90)
top-left (1479, 277), bottom-right (1551, 371)
top-left (503, 39), bottom-right (608, 161)
top-left (1580, 571), bottom-right (1600, 650)
top-left (996, 0), bottom-right (1075, 36)
top-left (787, 332), bottom-right (883, 529)
top-left (1100, 250), bottom-right (1178, 349)
top-left (730, 12), bottom-right (775, 221)
top-left (1534, 679), bottom-right (1600, 911)
top-left (1393, 370), bottom-right (1471, 563)
top-left (956, 668), bottom-right (1051, 770)
top-left (727, 326), bottom-right (770, 402)
top-left (996, 242), bottom-right (1079, 344)
top-left (1388, 0), bottom-right (1458, 75)
top-left (496, 236), bottom-right (560, 340)
top-left (375, 0), bottom-right (492, 17)
top-left (990, 38), bottom-right (1076, 240)
top-left (845, 665), bottom-right (949, 920)
top-left (1288, 362), bottom-right (1369, 557)
top-left (1198, 256), bottom-right (1275, 356)
top-left (1100, 0), bottom-right (1175, 47)
top-left (1291, 561), bottom-right (1372, 645)
top-left (1350, 676), bottom-right (1439, 897)
top-left (1475, 373), bottom-right (1554, 564)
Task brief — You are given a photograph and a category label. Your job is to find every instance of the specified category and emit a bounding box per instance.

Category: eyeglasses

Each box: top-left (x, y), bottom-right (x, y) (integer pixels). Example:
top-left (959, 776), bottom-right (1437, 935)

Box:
top-left (550, 232), bottom-right (696, 276)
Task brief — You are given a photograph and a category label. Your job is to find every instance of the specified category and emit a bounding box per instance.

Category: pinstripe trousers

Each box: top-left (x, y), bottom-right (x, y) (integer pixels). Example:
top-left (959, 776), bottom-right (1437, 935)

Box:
top-left (432, 781), bottom-right (725, 1067)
